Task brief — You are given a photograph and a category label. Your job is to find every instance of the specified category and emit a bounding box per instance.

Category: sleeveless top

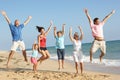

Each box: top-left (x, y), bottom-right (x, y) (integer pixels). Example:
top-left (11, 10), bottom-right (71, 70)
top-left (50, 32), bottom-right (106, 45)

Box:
top-left (73, 40), bottom-right (81, 51)
top-left (31, 50), bottom-right (38, 58)
top-left (40, 37), bottom-right (46, 48)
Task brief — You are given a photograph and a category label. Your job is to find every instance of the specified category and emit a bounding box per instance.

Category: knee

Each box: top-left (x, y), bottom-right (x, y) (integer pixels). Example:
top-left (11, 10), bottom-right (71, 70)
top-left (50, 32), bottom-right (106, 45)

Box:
top-left (10, 50), bottom-right (15, 54)
top-left (43, 55), bottom-right (47, 58)
top-left (46, 55), bottom-right (50, 59)
top-left (101, 52), bottom-right (105, 56)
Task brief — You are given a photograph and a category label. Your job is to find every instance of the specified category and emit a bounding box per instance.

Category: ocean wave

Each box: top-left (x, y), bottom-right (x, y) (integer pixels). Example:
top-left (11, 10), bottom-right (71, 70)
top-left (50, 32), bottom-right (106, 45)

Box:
top-left (50, 55), bottom-right (120, 67)
top-left (27, 51), bottom-right (120, 67)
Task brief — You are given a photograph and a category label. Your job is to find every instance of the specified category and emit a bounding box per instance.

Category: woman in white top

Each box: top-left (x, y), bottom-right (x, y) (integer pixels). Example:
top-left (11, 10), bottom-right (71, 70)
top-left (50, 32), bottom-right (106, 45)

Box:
top-left (69, 26), bottom-right (84, 74)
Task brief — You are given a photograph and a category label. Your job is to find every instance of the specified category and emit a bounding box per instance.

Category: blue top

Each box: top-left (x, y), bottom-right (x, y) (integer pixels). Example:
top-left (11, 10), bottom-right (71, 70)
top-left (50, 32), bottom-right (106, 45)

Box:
top-left (55, 35), bottom-right (65, 49)
top-left (31, 50), bottom-right (38, 58)
top-left (9, 23), bottom-right (24, 41)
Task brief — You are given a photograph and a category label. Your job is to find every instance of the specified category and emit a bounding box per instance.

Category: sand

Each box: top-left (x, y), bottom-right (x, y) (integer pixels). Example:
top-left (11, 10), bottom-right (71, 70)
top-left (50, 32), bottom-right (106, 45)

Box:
top-left (0, 51), bottom-right (119, 80)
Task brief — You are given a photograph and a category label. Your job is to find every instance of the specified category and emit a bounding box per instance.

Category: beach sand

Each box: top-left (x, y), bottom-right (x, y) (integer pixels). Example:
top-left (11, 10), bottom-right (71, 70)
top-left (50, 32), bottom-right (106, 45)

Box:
top-left (0, 51), bottom-right (119, 80)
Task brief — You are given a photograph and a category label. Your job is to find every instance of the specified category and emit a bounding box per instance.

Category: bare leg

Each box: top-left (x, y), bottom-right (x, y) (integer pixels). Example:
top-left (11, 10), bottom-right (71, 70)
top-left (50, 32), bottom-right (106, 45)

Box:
top-left (100, 51), bottom-right (105, 62)
top-left (34, 63), bottom-right (38, 73)
top-left (62, 60), bottom-right (64, 69)
top-left (44, 50), bottom-right (50, 59)
top-left (7, 51), bottom-right (15, 68)
top-left (38, 50), bottom-right (50, 64)
top-left (37, 50), bottom-right (47, 64)
top-left (75, 62), bottom-right (79, 74)
top-left (80, 62), bottom-right (83, 74)
top-left (22, 50), bottom-right (28, 62)
top-left (90, 50), bottom-right (93, 63)
top-left (37, 55), bottom-right (46, 64)
top-left (58, 60), bottom-right (61, 70)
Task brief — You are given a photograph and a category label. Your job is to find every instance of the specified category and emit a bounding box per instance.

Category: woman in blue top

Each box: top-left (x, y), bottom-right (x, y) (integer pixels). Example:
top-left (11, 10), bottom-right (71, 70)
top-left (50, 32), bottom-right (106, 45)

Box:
top-left (54, 24), bottom-right (65, 70)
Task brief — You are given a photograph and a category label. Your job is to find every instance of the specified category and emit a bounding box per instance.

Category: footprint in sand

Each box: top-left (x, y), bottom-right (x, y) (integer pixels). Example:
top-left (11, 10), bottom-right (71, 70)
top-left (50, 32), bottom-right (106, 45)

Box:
top-left (0, 59), bottom-right (3, 62)
top-left (99, 74), bottom-right (110, 78)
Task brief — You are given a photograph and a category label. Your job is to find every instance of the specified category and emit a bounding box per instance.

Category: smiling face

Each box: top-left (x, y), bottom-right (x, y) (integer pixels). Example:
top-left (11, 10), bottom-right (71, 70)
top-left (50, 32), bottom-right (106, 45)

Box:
top-left (74, 32), bottom-right (79, 40)
top-left (40, 28), bottom-right (45, 34)
top-left (57, 31), bottom-right (62, 37)
top-left (94, 18), bottom-right (100, 25)
top-left (14, 20), bottom-right (20, 27)
top-left (34, 44), bottom-right (38, 50)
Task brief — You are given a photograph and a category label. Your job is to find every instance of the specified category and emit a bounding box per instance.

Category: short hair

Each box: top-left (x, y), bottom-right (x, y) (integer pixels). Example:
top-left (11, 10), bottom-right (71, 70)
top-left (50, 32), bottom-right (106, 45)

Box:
top-left (74, 32), bottom-right (79, 40)
top-left (57, 31), bottom-right (63, 34)
top-left (36, 26), bottom-right (45, 32)
top-left (93, 17), bottom-right (99, 24)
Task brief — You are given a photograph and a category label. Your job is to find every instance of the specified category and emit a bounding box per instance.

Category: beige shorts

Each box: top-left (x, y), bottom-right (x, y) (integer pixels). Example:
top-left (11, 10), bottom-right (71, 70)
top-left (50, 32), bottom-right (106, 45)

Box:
top-left (90, 40), bottom-right (106, 54)
top-left (11, 41), bottom-right (25, 51)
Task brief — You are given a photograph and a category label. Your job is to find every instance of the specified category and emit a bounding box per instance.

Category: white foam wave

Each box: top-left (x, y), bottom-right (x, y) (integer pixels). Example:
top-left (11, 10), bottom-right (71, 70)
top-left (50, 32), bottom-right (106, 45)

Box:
top-left (50, 55), bottom-right (120, 67)
top-left (27, 51), bottom-right (120, 67)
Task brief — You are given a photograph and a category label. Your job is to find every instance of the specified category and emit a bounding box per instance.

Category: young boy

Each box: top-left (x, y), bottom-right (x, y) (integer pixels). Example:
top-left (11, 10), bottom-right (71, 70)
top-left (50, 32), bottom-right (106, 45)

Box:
top-left (54, 24), bottom-right (66, 70)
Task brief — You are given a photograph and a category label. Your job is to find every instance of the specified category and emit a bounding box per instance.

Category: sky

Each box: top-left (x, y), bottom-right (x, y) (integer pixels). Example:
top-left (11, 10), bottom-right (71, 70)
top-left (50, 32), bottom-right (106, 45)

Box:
top-left (0, 0), bottom-right (120, 50)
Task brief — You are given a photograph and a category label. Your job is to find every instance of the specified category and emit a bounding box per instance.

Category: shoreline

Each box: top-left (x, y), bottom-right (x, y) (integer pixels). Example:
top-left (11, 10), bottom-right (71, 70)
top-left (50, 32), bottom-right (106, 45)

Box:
top-left (0, 51), bottom-right (120, 80)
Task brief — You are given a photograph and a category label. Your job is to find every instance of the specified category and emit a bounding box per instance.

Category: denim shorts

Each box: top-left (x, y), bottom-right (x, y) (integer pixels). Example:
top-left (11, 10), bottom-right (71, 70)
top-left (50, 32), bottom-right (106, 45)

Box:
top-left (57, 49), bottom-right (65, 60)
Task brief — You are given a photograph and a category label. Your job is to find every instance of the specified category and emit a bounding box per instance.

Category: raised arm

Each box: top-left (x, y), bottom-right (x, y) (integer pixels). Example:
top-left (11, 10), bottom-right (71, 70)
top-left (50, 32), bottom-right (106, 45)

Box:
top-left (102, 10), bottom-right (115, 23)
top-left (32, 41), bottom-right (37, 50)
top-left (24, 16), bottom-right (32, 26)
top-left (62, 24), bottom-right (66, 35)
top-left (54, 27), bottom-right (57, 38)
top-left (84, 9), bottom-right (93, 24)
top-left (1, 10), bottom-right (11, 24)
top-left (78, 26), bottom-right (84, 41)
top-left (69, 27), bottom-right (74, 42)
top-left (37, 35), bottom-right (41, 52)
top-left (45, 20), bottom-right (53, 36)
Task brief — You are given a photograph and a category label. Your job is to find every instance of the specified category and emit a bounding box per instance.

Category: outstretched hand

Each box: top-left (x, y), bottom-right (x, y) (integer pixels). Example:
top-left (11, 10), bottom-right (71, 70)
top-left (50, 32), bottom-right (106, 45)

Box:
top-left (78, 26), bottom-right (82, 30)
top-left (70, 27), bottom-right (72, 31)
top-left (54, 27), bottom-right (56, 30)
top-left (84, 8), bottom-right (88, 13)
top-left (34, 40), bottom-right (37, 44)
top-left (28, 16), bottom-right (32, 19)
top-left (111, 10), bottom-right (115, 14)
top-left (1, 10), bottom-right (6, 16)
top-left (50, 20), bottom-right (53, 26)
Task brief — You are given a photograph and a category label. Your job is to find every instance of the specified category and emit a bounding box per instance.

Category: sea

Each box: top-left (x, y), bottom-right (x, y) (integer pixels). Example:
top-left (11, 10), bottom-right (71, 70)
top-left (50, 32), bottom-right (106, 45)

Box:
top-left (26, 40), bottom-right (120, 74)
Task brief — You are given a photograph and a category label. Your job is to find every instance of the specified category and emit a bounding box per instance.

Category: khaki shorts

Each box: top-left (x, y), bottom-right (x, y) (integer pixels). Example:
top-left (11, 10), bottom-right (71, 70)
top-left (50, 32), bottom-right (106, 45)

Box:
top-left (90, 40), bottom-right (106, 54)
top-left (11, 41), bottom-right (25, 51)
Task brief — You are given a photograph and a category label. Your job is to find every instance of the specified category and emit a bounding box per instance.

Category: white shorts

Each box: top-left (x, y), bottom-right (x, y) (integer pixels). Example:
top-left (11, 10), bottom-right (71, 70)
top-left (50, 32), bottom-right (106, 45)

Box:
top-left (11, 41), bottom-right (25, 51)
top-left (91, 40), bottom-right (106, 54)
top-left (73, 50), bottom-right (83, 63)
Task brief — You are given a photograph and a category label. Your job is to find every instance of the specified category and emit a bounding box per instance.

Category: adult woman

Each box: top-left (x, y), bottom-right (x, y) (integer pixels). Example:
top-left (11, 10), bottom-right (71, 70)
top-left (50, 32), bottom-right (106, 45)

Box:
top-left (69, 26), bottom-right (84, 74)
top-left (36, 21), bottom-right (53, 64)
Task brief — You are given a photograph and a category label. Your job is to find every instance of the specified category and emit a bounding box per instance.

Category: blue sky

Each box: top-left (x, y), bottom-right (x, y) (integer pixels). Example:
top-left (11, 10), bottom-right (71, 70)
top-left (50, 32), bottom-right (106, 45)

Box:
top-left (0, 0), bottom-right (120, 50)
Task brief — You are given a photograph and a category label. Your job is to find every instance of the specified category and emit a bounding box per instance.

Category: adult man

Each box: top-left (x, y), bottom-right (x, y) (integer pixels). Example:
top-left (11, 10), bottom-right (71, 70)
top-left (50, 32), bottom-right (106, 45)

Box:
top-left (1, 11), bottom-right (32, 68)
top-left (84, 9), bottom-right (115, 62)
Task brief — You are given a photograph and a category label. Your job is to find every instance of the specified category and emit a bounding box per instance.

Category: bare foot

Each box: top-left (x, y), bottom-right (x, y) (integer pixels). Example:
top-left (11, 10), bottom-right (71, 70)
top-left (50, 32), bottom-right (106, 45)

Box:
top-left (99, 56), bottom-right (102, 63)
top-left (62, 66), bottom-right (64, 69)
top-left (58, 68), bottom-right (60, 70)
top-left (74, 73), bottom-right (79, 77)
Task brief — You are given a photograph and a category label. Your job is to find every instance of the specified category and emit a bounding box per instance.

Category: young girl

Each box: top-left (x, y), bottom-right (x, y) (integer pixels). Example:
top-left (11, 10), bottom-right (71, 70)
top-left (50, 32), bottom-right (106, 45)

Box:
top-left (31, 41), bottom-right (39, 73)
top-left (69, 26), bottom-right (84, 75)
top-left (36, 21), bottom-right (53, 64)
top-left (54, 24), bottom-right (65, 70)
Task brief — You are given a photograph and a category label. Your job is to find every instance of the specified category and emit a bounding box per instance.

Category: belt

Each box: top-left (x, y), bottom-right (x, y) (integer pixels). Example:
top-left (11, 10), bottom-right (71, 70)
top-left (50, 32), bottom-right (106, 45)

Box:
top-left (94, 38), bottom-right (104, 41)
